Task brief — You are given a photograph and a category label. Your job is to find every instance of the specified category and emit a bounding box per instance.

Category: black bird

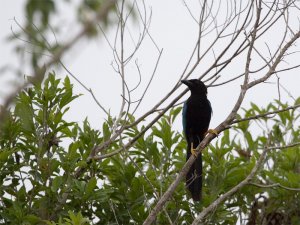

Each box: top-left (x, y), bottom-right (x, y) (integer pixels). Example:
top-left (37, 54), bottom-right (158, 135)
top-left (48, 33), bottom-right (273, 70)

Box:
top-left (182, 79), bottom-right (214, 201)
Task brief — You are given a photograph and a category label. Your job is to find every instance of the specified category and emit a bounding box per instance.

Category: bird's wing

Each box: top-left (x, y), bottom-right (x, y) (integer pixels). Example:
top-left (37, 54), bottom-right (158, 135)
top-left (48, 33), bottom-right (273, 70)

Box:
top-left (208, 99), bottom-right (213, 115)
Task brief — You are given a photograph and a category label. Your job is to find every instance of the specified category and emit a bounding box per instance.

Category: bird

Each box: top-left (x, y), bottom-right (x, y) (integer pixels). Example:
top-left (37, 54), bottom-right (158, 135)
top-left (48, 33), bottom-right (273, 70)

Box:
top-left (181, 79), bottom-right (215, 201)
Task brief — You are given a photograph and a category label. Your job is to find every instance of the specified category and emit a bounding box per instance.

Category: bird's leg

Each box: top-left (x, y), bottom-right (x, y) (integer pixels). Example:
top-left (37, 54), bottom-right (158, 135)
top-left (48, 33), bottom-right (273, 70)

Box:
top-left (191, 142), bottom-right (198, 157)
top-left (205, 129), bottom-right (218, 137)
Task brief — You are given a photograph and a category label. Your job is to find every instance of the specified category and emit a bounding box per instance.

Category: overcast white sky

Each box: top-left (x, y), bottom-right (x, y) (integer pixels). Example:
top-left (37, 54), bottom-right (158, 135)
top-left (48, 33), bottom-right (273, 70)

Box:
top-left (1, 0), bottom-right (300, 135)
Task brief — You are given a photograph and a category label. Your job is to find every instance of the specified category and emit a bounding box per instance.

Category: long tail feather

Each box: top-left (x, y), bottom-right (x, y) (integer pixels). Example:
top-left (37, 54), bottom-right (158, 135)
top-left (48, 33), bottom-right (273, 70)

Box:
top-left (186, 141), bottom-right (202, 201)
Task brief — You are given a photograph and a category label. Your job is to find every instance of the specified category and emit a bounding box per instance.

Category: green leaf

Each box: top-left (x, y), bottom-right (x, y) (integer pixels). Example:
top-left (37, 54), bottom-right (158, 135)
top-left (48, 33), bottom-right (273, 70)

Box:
top-left (250, 102), bottom-right (261, 113)
top-left (51, 176), bottom-right (63, 192)
top-left (102, 122), bottom-right (111, 141)
top-left (171, 106), bottom-right (182, 123)
top-left (86, 177), bottom-right (97, 196)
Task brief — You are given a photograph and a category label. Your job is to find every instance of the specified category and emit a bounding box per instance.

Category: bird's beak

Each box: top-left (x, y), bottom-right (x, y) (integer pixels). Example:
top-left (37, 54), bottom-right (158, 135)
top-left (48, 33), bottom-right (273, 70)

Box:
top-left (181, 80), bottom-right (192, 86)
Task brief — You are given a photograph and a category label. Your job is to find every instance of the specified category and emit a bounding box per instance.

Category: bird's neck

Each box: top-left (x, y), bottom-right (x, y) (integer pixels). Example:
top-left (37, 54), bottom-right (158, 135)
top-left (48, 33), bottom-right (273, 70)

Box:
top-left (190, 92), bottom-right (207, 99)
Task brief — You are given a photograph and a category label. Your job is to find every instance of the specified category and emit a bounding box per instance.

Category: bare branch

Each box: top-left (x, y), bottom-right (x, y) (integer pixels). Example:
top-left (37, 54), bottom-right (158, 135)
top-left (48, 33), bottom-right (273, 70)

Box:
top-left (250, 182), bottom-right (300, 191)
top-left (192, 144), bottom-right (269, 224)
top-left (1, 0), bottom-right (117, 124)
top-left (142, 2), bottom-right (300, 223)
top-left (59, 61), bottom-right (109, 116)
top-left (192, 140), bottom-right (300, 224)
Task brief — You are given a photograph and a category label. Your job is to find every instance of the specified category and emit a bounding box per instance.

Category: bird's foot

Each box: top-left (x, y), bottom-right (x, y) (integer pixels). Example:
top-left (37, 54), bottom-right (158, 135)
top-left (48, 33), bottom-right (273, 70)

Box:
top-left (205, 129), bottom-right (218, 137)
top-left (191, 148), bottom-right (197, 157)
top-left (191, 143), bottom-right (198, 157)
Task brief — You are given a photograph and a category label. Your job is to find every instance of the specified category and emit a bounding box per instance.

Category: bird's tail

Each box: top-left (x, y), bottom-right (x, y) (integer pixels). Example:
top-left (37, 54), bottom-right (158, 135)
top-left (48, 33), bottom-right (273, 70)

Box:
top-left (186, 142), bottom-right (202, 201)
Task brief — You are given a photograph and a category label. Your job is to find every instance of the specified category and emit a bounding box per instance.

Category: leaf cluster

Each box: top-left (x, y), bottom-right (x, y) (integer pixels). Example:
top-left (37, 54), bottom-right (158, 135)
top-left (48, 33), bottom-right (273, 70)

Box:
top-left (0, 76), bottom-right (300, 224)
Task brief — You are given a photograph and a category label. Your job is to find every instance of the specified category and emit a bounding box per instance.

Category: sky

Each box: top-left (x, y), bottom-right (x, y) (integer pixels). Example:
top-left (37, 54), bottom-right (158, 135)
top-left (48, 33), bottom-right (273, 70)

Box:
top-left (1, 0), bottom-right (300, 136)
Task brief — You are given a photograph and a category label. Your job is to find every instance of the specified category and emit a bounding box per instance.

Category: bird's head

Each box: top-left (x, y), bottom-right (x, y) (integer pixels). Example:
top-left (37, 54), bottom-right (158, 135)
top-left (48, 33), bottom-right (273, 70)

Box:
top-left (181, 79), bottom-right (207, 95)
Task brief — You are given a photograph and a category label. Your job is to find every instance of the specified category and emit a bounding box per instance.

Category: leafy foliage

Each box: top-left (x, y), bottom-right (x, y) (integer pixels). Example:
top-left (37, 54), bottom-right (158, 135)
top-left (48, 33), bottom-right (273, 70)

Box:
top-left (0, 75), bottom-right (300, 224)
top-left (11, 0), bottom-right (118, 69)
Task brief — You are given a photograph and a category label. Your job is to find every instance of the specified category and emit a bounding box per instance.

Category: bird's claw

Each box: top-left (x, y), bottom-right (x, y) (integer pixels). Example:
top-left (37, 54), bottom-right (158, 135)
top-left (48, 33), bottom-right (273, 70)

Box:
top-left (191, 143), bottom-right (198, 157)
top-left (206, 129), bottom-right (218, 137)
top-left (191, 148), bottom-right (197, 157)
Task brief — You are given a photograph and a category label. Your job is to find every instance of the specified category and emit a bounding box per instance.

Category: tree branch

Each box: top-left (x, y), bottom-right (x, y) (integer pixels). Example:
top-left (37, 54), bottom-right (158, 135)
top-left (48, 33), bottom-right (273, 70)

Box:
top-left (232, 104), bottom-right (300, 124)
top-left (192, 140), bottom-right (300, 224)
top-left (250, 182), bottom-right (300, 192)
top-left (0, 0), bottom-right (117, 125)
top-left (142, 2), bottom-right (300, 223)
top-left (192, 145), bottom-right (269, 224)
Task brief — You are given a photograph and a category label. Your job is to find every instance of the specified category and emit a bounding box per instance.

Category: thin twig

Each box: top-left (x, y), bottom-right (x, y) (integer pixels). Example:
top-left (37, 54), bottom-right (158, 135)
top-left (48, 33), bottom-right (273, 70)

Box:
top-left (142, 2), bottom-right (300, 223)
top-left (1, 0), bottom-right (116, 125)
top-left (192, 144), bottom-right (269, 224)
top-left (232, 104), bottom-right (300, 124)
top-left (249, 182), bottom-right (300, 191)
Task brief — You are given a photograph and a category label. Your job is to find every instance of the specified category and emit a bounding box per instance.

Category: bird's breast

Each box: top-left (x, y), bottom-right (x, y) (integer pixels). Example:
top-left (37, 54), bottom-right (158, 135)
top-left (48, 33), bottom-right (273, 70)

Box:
top-left (185, 97), bottom-right (212, 136)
